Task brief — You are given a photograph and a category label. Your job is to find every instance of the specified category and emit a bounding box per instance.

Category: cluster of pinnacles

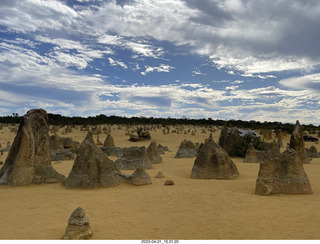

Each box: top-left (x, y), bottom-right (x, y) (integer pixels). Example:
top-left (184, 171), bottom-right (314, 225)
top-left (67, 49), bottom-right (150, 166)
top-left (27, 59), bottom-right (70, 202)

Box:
top-left (0, 109), bottom-right (314, 239)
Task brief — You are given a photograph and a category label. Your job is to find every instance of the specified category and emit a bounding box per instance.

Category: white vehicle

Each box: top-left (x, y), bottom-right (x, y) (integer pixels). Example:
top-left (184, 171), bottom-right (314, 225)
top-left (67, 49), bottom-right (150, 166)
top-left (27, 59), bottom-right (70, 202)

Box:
top-left (238, 129), bottom-right (259, 138)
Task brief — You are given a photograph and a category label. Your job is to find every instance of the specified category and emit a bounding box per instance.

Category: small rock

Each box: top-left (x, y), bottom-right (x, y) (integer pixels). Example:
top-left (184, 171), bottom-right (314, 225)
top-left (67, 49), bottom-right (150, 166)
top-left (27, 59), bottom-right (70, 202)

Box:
top-left (155, 171), bottom-right (165, 178)
top-left (126, 168), bottom-right (152, 186)
top-left (164, 180), bottom-right (174, 185)
top-left (62, 207), bottom-right (93, 240)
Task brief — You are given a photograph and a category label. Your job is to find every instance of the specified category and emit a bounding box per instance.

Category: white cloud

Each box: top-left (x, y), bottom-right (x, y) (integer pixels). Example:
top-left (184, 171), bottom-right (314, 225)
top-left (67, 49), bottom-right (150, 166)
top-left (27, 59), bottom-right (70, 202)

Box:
top-left (225, 86), bottom-right (239, 91)
top-left (108, 57), bottom-right (128, 69)
top-left (141, 64), bottom-right (174, 75)
top-left (2, 0), bottom-right (320, 75)
top-left (210, 53), bottom-right (315, 75)
top-left (79, 0), bottom-right (320, 74)
top-left (98, 34), bottom-right (123, 46)
top-left (181, 83), bottom-right (204, 88)
top-left (279, 73), bottom-right (320, 91)
top-left (35, 36), bottom-right (113, 69)
top-left (98, 34), bottom-right (164, 58)
top-left (125, 41), bottom-right (164, 58)
top-left (50, 51), bottom-right (88, 70)
top-left (0, 0), bottom-right (77, 32)
top-left (192, 70), bottom-right (207, 76)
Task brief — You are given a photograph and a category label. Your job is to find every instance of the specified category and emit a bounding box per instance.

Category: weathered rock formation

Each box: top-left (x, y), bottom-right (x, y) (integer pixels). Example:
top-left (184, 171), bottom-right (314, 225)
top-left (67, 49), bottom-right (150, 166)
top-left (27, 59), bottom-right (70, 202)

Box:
top-left (103, 134), bottom-right (115, 148)
top-left (307, 146), bottom-right (319, 158)
top-left (218, 127), bottom-right (242, 157)
top-left (51, 149), bottom-right (74, 161)
top-left (155, 171), bottom-right (165, 178)
top-left (49, 134), bottom-right (79, 161)
top-left (174, 139), bottom-right (198, 158)
top-left (289, 120), bottom-right (310, 164)
top-left (62, 207), bottom-right (93, 240)
top-left (158, 144), bottom-right (169, 155)
top-left (101, 134), bottom-right (126, 157)
top-left (255, 148), bottom-right (312, 195)
top-left (101, 146), bottom-right (126, 157)
top-left (115, 146), bottom-right (152, 170)
top-left (50, 135), bottom-right (80, 150)
top-left (125, 168), bottom-right (152, 186)
top-left (243, 143), bottom-right (260, 163)
top-left (164, 180), bottom-right (174, 185)
top-left (64, 132), bottom-right (126, 188)
top-left (147, 141), bottom-right (162, 164)
top-left (0, 109), bottom-right (66, 185)
top-left (191, 138), bottom-right (239, 179)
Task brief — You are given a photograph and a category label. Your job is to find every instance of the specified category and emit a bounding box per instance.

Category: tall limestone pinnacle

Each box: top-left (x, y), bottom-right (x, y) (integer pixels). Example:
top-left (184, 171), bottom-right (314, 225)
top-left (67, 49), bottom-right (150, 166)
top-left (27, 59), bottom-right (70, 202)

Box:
top-left (289, 120), bottom-right (310, 164)
top-left (0, 109), bottom-right (66, 185)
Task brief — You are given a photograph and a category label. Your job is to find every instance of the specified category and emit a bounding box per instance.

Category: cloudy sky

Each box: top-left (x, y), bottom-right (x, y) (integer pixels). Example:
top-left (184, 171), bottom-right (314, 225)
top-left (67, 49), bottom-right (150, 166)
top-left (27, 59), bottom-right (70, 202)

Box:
top-left (1, 0), bottom-right (320, 124)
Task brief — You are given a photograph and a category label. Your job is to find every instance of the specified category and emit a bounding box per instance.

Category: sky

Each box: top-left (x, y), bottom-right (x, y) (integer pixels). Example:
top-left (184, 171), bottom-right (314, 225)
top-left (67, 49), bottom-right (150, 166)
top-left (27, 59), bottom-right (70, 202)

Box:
top-left (1, 0), bottom-right (320, 125)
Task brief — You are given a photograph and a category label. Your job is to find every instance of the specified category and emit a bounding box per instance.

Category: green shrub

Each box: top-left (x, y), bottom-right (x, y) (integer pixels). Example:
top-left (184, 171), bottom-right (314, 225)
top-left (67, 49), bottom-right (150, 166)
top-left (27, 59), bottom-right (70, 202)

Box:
top-left (235, 134), bottom-right (269, 157)
top-left (136, 127), bottom-right (151, 139)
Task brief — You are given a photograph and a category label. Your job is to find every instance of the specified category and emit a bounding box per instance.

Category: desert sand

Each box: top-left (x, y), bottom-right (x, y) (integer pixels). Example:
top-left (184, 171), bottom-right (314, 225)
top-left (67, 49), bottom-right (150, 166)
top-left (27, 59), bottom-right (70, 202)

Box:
top-left (0, 124), bottom-right (320, 240)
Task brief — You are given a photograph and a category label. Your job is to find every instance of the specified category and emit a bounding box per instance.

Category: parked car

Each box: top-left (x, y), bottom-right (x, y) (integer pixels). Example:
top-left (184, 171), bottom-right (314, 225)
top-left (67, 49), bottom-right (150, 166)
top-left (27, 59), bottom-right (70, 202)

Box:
top-left (238, 129), bottom-right (259, 138)
top-left (303, 135), bottom-right (319, 142)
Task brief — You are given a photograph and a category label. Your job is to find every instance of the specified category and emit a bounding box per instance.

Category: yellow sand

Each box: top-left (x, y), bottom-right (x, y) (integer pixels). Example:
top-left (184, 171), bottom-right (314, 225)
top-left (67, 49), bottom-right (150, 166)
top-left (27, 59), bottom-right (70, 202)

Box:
top-left (0, 125), bottom-right (320, 240)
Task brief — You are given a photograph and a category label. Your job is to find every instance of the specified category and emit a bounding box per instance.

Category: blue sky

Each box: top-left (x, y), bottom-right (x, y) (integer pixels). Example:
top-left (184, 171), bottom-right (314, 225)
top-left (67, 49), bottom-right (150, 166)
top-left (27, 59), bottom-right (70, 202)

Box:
top-left (1, 0), bottom-right (320, 124)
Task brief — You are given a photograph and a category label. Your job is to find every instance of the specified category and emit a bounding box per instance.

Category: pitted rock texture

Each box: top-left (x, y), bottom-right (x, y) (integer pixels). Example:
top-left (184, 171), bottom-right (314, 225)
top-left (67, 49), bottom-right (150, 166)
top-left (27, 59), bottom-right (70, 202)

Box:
top-left (0, 109), bottom-right (66, 185)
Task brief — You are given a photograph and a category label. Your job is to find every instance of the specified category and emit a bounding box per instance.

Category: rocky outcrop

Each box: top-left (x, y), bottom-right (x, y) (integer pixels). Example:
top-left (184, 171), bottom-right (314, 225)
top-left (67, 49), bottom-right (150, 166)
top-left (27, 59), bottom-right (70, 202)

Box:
top-left (50, 149), bottom-right (74, 161)
top-left (255, 148), bottom-right (312, 195)
top-left (158, 144), bottom-right (169, 155)
top-left (115, 146), bottom-right (152, 170)
top-left (218, 127), bottom-right (242, 157)
top-left (174, 139), bottom-right (198, 158)
top-left (307, 146), bottom-right (319, 158)
top-left (0, 109), bottom-right (66, 185)
top-left (64, 133), bottom-right (126, 189)
top-left (164, 180), bottom-right (174, 185)
top-left (243, 143), bottom-right (260, 163)
top-left (62, 207), bottom-right (93, 240)
top-left (125, 168), bottom-right (152, 186)
top-left (101, 134), bottom-right (126, 157)
top-left (103, 134), bottom-right (115, 148)
top-left (147, 141), bottom-right (162, 164)
top-left (50, 135), bottom-right (80, 150)
top-left (49, 134), bottom-right (80, 161)
top-left (289, 120), bottom-right (310, 164)
top-left (155, 171), bottom-right (165, 178)
top-left (101, 146), bottom-right (126, 157)
top-left (191, 138), bottom-right (239, 180)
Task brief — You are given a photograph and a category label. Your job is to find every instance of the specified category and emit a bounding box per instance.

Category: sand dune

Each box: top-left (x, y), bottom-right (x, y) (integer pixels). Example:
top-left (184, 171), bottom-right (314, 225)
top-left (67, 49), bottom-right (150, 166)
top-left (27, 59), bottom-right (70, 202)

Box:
top-left (0, 125), bottom-right (319, 240)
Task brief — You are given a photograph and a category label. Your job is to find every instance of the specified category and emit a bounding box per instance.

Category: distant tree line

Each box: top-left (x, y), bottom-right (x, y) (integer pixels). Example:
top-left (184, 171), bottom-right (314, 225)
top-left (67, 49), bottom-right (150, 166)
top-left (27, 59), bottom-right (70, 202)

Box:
top-left (0, 113), bottom-right (319, 134)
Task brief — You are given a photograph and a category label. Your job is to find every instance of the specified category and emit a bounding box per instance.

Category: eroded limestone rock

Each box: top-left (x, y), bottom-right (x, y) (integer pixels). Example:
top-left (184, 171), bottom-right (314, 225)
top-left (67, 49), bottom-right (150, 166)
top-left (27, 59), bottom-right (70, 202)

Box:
top-left (174, 139), bottom-right (198, 158)
top-left (64, 132), bottom-right (126, 188)
top-left (191, 138), bottom-right (239, 180)
top-left (0, 109), bottom-right (66, 185)
top-left (62, 207), bottom-right (93, 240)
top-left (289, 120), bottom-right (310, 164)
top-left (255, 148), bottom-right (312, 195)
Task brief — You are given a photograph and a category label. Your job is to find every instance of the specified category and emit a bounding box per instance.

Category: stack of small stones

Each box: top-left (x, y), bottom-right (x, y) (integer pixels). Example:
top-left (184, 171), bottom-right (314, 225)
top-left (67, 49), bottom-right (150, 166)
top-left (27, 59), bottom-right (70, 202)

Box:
top-left (62, 207), bottom-right (93, 240)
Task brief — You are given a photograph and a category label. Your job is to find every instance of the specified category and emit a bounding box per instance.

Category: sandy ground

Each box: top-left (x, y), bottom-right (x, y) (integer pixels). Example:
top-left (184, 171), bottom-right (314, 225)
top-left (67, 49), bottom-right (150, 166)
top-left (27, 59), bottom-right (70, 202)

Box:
top-left (0, 124), bottom-right (320, 240)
